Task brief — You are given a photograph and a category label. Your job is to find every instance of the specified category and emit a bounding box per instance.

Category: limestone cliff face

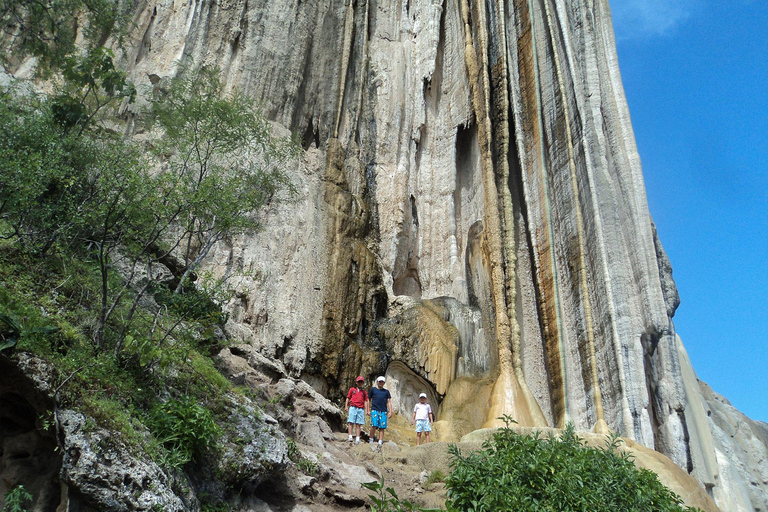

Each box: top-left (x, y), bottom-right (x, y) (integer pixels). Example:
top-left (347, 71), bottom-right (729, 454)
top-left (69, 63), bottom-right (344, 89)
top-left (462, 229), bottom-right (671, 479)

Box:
top-left (117, 0), bottom-right (766, 509)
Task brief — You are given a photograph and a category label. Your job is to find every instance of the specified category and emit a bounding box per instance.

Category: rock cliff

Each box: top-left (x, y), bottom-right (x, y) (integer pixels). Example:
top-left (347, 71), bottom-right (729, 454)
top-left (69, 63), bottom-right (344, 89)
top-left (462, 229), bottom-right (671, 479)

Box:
top-left (14, 0), bottom-right (764, 509)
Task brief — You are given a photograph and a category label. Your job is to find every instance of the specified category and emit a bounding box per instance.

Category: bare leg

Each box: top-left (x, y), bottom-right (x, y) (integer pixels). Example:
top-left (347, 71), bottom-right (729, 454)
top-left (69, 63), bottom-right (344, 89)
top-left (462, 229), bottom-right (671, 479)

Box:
top-left (425, 432), bottom-right (430, 444)
top-left (348, 423), bottom-right (353, 436)
top-left (416, 432), bottom-right (422, 446)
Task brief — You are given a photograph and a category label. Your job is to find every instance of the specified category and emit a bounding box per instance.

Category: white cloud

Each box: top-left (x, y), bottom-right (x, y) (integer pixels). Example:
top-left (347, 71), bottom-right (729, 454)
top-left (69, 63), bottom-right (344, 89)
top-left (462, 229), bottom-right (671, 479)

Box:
top-left (610, 0), bottom-right (697, 40)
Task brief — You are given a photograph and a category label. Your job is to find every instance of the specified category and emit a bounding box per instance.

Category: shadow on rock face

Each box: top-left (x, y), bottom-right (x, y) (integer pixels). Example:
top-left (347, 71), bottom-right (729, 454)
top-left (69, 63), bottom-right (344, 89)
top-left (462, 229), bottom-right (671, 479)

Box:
top-left (0, 356), bottom-right (62, 511)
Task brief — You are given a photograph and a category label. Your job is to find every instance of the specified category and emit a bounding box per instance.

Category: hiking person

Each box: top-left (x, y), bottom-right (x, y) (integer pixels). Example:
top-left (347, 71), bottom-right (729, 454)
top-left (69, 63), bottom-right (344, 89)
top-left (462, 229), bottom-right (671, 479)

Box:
top-left (345, 375), bottom-right (368, 444)
top-left (410, 392), bottom-right (433, 446)
top-left (367, 376), bottom-right (392, 446)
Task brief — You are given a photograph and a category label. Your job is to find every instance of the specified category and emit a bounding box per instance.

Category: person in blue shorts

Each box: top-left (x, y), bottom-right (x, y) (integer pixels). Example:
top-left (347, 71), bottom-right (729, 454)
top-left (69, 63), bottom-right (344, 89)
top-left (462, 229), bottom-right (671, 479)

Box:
top-left (410, 393), bottom-right (433, 446)
top-left (345, 376), bottom-right (368, 444)
top-left (367, 376), bottom-right (392, 446)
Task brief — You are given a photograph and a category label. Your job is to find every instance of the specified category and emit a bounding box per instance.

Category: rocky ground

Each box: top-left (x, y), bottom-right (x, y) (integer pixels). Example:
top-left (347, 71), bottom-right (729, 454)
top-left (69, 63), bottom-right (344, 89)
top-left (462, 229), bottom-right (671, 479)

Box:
top-left (251, 433), bottom-right (462, 512)
top-left (219, 345), bottom-right (720, 512)
top-left (0, 344), bottom-right (722, 511)
top-left (218, 344), bottom-right (462, 511)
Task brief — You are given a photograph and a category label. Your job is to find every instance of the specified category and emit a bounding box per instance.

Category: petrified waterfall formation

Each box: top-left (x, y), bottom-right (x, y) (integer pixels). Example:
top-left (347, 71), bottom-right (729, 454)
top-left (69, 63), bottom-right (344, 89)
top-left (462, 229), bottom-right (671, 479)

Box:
top-left (119, 0), bottom-right (767, 510)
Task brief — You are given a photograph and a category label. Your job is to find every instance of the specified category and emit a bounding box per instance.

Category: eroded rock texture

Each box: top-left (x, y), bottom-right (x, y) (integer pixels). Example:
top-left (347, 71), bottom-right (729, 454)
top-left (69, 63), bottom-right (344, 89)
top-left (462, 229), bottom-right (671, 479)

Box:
top-left (107, 0), bottom-right (766, 509)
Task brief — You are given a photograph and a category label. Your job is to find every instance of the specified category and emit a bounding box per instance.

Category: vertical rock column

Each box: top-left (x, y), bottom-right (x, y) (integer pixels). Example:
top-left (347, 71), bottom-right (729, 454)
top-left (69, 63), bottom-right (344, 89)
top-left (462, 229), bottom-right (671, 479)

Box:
top-left (457, 0), bottom-right (546, 428)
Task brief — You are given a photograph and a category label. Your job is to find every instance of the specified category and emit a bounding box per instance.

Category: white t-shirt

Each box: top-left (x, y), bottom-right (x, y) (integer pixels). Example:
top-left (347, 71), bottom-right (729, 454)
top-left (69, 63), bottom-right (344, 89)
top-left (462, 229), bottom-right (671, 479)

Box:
top-left (413, 402), bottom-right (432, 421)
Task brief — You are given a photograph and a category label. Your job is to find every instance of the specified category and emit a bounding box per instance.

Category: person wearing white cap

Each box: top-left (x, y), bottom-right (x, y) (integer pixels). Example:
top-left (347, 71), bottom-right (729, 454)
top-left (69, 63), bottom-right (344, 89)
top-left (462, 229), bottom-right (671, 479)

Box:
top-left (410, 392), bottom-right (433, 446)
top-left (367, 376), bottom-right (392, 446)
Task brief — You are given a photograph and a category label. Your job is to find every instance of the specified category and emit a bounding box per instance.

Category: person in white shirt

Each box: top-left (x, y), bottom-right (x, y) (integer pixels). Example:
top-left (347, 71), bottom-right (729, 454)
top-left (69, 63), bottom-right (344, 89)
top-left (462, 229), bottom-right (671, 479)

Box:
top-left (410, 393), bottom-right (433, 446)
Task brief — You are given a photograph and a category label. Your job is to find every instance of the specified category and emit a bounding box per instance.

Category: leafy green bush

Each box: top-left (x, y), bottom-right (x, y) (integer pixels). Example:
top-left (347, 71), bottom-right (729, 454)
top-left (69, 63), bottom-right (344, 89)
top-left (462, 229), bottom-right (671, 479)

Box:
top-left (149, 396), bottom-right (221, 469)
top-left (0, 310), bottom-right (59, 353)
top-left (286, 437), bottom-right (302, 463)
top-left (2, 485), bottom-right (33, 512)
top-left (444, 417), bottom-right (701, 512)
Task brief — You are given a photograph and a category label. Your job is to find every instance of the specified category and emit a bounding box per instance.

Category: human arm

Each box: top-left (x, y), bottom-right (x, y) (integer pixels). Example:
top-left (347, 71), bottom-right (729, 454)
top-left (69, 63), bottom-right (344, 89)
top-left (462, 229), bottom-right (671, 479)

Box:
top-left (387, 398), bottom-right (392, 417)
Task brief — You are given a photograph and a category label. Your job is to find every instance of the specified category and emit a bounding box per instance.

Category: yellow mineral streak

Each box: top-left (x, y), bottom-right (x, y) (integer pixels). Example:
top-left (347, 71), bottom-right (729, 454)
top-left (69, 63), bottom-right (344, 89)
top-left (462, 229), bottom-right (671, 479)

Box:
top-left (417, 302), bottom-right (459, 395)
top-left (432, 377), bottom-right (495, 442)
top-left (458, 0), bottom-right (546, 428)
top-left (490, 0), bottom-right (539, 432)
top-left (541, 0), bottom-right (607, 433)
top-left (519, 0), bottom-right (570, 428)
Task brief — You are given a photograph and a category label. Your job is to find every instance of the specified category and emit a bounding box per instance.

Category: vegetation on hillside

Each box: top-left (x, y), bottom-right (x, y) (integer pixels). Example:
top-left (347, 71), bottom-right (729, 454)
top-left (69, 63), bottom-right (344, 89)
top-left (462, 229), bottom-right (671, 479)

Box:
top-left (363, 418), bottom-right (703, 512)
top-left (443, 417), bottom-right (702, 512)
top-left (0, 35), bottom-right (298, 477)
top-left (1, 0), bottom-right (129, 73)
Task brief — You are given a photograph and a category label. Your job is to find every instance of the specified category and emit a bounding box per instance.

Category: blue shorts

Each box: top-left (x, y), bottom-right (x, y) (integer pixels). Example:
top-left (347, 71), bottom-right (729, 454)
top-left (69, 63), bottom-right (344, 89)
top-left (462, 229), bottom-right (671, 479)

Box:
top-left (371, 410), bottom-right (388, 429)
top-left (347, 406), bottom-right (365, 425)
top-left (415, 419), bottom-right (432, 433)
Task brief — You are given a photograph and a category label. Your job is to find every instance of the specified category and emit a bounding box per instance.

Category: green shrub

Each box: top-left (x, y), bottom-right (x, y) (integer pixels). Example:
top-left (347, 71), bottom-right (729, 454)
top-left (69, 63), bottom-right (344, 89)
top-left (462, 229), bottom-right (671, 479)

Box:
top-left (297, 457), bottom-right (319, 476)
top-left (149, 396), bottom-right (221, 469)
top-left (0, 310), bottom-right (59, 353)
top-left (2, 485), bottom-right (33, 512)
top-left (286, 437), bottom-right (301, 463)
top-left (425, 470), bottom-right (446, 485)
top-left (445, 417), bottom-right (702, 512)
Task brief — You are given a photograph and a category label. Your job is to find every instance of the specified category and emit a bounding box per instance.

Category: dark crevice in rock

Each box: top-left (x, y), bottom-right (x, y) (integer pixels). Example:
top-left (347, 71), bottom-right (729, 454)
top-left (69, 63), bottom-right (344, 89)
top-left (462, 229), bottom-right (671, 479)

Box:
top-left (678, 408), bottom-right (695, 474)
top-left (641, 328), bottom-right (661, 452)
top-left (0, 356), bottom-right (62, 511)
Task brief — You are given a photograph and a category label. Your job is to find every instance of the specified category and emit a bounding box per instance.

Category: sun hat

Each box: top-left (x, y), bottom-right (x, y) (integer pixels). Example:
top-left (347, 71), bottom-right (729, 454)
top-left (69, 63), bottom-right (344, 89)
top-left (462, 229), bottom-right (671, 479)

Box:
top-left (356, 375), bottom-right (365, 381)
top-left (377, 376), bottom-right (386, 383)
top-left (419, 393), bottom-right (427, 398)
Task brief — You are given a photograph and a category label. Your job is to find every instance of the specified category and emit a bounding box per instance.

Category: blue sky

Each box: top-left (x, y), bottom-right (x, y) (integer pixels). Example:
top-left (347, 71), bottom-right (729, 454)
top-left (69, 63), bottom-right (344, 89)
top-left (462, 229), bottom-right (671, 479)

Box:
top-left (611, 0), bottom-right (768, 423)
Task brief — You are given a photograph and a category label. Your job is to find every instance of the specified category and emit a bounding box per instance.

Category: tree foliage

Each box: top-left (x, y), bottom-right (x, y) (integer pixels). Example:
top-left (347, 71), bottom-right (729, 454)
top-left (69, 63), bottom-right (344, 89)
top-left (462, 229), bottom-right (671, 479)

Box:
top-left (444, 418), bottom-right (702, 512)
top-left (149, 396), bottom-right (221, 468)
top-left (0, 60), bottom-right (297, 358)
top-left (0, 0), bottom-right (127, 73)
top-left (149, 65), bottom-right (298, 293)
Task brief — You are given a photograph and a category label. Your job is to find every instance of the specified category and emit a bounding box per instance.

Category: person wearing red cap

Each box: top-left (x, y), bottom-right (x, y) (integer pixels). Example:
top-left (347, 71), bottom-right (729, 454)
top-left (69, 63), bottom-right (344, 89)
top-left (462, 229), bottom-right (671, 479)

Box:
top-left (345, 375), bottom-right (369, 444)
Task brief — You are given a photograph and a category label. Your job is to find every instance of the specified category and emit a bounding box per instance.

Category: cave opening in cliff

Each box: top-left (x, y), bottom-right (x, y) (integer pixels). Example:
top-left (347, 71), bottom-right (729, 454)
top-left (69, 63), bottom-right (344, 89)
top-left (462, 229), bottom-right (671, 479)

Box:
top-left (302, 118), bottom-right (320, 150)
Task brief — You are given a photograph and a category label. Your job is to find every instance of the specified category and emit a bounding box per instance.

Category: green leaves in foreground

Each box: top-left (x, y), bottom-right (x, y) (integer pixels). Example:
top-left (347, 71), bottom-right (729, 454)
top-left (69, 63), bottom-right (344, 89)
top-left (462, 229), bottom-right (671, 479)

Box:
top-left (362, 478), bottom-right (442, 512)
top-left (0, 311), bottom-right (58, 353)
top-left (2, 484), bottom-right (33, 512)
top-left (444, 417), bottom-right (702, 512)
top-left (149, 396), bottom-right (221, 469)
